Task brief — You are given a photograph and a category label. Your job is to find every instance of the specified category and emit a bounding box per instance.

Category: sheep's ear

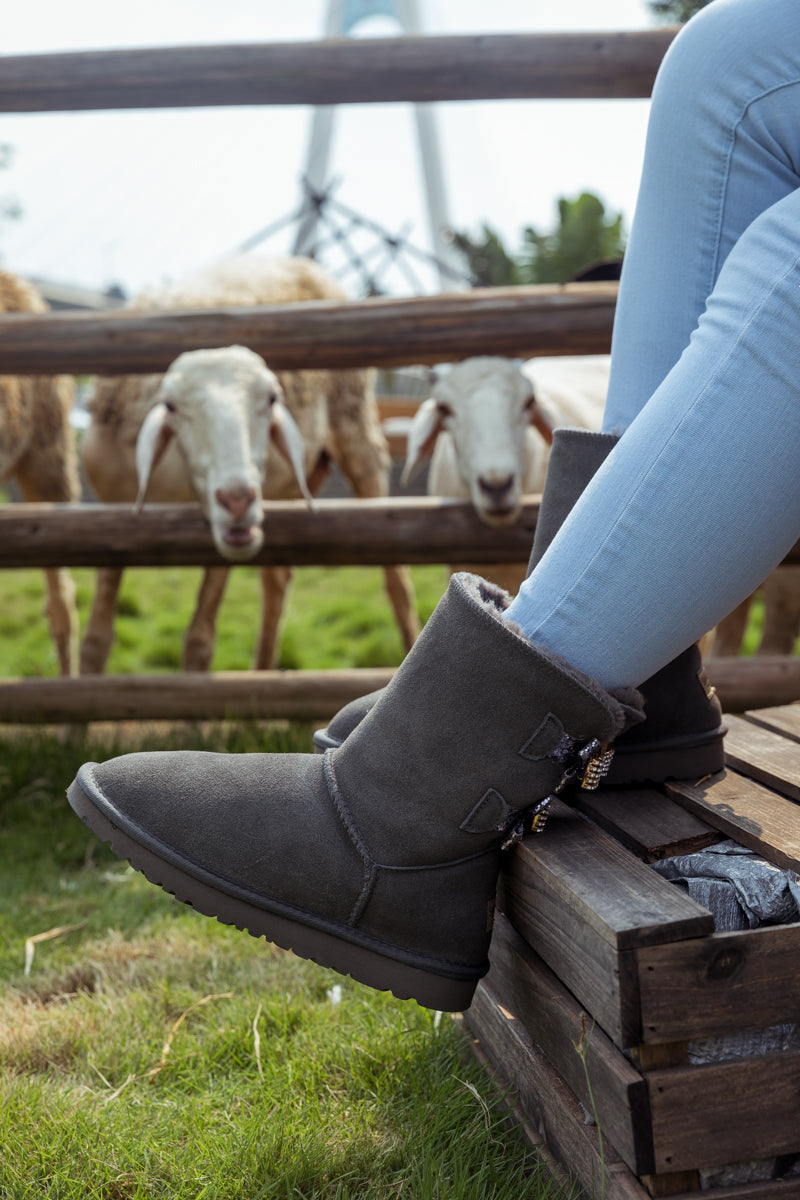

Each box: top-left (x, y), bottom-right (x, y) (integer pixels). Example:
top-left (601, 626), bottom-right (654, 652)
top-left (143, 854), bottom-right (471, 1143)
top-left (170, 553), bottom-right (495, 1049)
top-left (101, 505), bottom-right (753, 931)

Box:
top-left (401, 397), bottom-right (444, 485)
top-left (270, 401), bottom-right (315, 509)
top-left (526, 394), bottom-right (554, 445)
top-left (134, 402), bottom-right (175, 512)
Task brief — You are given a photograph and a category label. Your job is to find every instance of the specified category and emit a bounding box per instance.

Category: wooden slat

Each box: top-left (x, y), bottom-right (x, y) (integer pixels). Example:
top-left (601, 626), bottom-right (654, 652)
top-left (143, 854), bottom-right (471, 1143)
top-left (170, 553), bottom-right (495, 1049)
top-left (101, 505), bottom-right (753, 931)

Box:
top-left (506, 802), bottom-right (715, 952)
top-left (0, 668), bottom-right (394, 724)
top-left (634, 1043), bottom-right (700, 1196)
top-left (569, 787), bottom-right (724, 863)
top-left (464, 982), bottom-right (651, 1200)
top-left (0, 284), bottom-right (617, 374)
top-left (486, 913), bottom-right (654, 1175)
top-left (637, 923), bottom-right (800, 1044)
top-left (723, 712), bottom-right (800, 802)
top-left (664, 768), bottom-right (800, 872)
top-left (666, 1183), bottom-right (800, 1200)
top-left (647, 1051), bottom-right (800, 1174)
top-left (500, 801), bottom-right (714, 1047)
top-left (0, 32), bottom-right (676, 113)
top-left (744, 703), bottom-right (800, 743)
top-left (0, 497), bottom-right (539, 568)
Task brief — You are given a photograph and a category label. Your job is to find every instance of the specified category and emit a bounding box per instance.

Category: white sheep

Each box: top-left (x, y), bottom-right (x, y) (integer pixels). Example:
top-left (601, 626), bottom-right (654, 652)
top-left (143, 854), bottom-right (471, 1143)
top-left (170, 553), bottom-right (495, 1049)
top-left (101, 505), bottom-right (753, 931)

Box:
top-left (401, 355), bottom-right (608, 592)
top-left (79, 254), bottom-right (419, 673)
top-left (0, 269), bottom-right (80, 675)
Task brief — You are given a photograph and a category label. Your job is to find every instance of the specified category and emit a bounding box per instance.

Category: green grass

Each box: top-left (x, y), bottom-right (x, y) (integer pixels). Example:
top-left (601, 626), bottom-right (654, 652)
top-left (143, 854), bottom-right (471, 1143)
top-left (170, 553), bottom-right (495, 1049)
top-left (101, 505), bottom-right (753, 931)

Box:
top-left (0, 723), bottom-right (572, 1199)
top-left (0, 565), bottom-right (450, 677)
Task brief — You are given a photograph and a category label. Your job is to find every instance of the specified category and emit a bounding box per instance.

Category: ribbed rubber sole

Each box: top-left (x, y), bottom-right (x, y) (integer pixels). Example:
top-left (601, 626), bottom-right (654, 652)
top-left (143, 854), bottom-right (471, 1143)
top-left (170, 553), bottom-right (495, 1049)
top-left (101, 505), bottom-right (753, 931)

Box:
top-left (313, 725), bottom-right (727, 783)
top-left (66, 775), bottom-right (483, 1012)
top-left (604, 726), bottom-right (727, 785)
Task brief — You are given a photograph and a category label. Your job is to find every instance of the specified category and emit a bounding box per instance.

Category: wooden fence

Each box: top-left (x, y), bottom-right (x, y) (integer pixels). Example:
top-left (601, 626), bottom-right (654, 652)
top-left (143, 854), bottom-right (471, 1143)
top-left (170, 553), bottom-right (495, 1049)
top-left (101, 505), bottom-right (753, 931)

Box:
top-left (2, 27), bottom-right (794, 721)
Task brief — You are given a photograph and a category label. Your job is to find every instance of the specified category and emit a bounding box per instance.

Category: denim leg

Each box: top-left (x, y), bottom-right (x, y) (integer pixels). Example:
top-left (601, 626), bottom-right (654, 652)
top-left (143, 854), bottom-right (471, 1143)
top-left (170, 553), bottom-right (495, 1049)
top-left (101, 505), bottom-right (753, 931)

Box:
top-left (507, 198), bottom-right (800, 688)
top-left (604, 0), bottom-right (800, 430)
top-left (506, 0), bottom-right (800, 688)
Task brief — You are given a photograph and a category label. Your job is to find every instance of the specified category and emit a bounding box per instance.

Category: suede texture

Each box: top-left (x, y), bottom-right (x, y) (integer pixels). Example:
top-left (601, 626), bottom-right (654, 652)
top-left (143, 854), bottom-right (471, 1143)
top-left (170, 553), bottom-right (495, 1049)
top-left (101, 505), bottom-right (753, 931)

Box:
top-left (331, 573), bottom-right (626, 868)
top-left (525, 428), bottom-right (620, 575)
top-left (76, 573), bottom-right (630, 973)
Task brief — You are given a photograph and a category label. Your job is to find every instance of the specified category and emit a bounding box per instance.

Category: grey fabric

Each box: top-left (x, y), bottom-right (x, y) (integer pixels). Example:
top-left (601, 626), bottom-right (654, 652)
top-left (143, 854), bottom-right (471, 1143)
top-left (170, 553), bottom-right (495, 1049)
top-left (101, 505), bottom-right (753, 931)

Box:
top-left (73, 572), bottom-right (638, 992)
top-left (653, 841), bottom-right (800, 1187)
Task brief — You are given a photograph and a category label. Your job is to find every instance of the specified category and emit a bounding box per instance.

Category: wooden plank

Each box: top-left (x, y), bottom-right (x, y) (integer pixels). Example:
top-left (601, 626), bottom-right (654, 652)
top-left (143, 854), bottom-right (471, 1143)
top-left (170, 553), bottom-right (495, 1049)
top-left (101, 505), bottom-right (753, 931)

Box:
top-left (0, 497), bottom-right (539, 568)
top-left (500, 801), bottom-right (714, 1047)
top-left (665, 769), bottom-right (800, 871)
top-left (667, 1183), bottom-right (800, 1200)
top-left (486, 912), bottom-right (654, 1175)
top-left (506, 802), bottom-right (714, 952)
top-left (744, 703), bottom-right (800, 744)
top-left (0, 668), bottom-right (394, 724)
top-left (0, 284), bottom-right (618, 374)
top-left (465, 1034), bottom-right (577, 1199)
top-left (647, 1051), bottom-right (800, 1174)
top-left (705, 658), bottom-right (800, 712)
top-left (0, 32), bottom-right (676, 113)
top-left (637, 923), bottom-right (800, 1044)
top-left (569, 787), bottom-right (723, 862)
top-left (464, 982), bottom-right (652, 1200)
top-left (723, 713), bottom-right (800, 802)
top-left (628, 1048), bottom-right (701, 1193)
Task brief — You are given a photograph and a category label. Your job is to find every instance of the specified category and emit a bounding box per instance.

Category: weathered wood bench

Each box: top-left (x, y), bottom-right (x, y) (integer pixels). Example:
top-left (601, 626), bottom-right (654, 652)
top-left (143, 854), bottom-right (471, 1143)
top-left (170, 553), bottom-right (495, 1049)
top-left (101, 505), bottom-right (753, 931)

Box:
top-left (464, 705), bottom-right (800, 1198)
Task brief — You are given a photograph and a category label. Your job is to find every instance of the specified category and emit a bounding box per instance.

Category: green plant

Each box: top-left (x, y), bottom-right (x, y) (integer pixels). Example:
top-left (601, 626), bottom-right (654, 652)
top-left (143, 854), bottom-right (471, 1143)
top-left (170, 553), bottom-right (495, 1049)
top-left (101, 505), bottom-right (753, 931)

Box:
top-left (0, 724), bottom-right (564, 1199)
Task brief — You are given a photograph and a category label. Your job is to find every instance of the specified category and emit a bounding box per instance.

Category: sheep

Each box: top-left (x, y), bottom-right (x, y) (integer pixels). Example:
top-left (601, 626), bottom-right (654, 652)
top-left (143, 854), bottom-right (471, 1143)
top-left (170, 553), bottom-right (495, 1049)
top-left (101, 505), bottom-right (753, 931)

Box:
top-left (401, 354), bottom-right (608, 592)
top-left (79, 254), bottom-right (419, 674)
top-left (0, 269), bottom-right (80, 675)
top-left (402, 351), bottom-right (800, 660)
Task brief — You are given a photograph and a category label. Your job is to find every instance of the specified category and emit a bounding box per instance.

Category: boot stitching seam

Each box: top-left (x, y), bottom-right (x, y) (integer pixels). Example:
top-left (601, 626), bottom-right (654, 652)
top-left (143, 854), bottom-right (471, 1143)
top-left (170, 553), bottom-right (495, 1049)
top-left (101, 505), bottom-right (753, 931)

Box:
top-left (323, 750), bottom-right (379, 926)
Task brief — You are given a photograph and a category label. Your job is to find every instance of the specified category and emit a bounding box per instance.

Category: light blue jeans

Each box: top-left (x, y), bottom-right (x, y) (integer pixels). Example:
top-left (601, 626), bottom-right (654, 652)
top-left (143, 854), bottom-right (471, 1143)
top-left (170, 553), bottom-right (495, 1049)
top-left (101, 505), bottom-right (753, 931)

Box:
top-left (506, 0), bottom-right (800, 690)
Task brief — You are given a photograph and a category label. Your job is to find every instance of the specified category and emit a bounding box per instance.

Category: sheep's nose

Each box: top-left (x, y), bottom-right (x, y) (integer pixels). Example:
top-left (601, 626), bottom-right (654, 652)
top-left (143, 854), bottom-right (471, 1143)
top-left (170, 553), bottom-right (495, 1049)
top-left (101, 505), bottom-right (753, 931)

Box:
top-left (215, 486), bottom-right (257, 521)
top-left (477, 474), bottom-right (515, 504)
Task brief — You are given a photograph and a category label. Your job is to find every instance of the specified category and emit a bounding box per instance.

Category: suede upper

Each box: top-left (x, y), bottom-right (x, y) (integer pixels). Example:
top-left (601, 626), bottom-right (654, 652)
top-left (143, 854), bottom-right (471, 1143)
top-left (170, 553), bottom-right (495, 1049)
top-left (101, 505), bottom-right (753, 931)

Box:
top-left (75, 573), bottom-right (633, 976)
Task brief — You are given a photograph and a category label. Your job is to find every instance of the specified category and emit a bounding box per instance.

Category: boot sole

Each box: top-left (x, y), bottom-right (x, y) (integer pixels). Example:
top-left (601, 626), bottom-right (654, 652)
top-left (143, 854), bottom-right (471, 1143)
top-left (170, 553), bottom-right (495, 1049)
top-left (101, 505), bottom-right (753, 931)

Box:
top-left (313, 726), bottom-right (727, 784)
top-left (66, 776), bottom-right (483, 1013)
top-left (604, 726), bottom-right (727, 785)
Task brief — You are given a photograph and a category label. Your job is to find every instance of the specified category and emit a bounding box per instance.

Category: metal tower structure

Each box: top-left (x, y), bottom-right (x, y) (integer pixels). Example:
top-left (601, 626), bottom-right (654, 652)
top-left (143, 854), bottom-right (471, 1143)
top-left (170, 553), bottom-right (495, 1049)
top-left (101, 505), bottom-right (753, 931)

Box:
top-left (291, 0), bottom-right (464, 290)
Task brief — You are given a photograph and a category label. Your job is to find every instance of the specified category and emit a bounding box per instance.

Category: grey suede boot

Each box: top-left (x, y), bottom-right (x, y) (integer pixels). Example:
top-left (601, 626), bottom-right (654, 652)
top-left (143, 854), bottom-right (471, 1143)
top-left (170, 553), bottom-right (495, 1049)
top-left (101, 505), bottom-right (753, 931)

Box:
top-left (68, 573), bottom-right (639, 1012)
top-left (313, 429), bottom-right (725, 785)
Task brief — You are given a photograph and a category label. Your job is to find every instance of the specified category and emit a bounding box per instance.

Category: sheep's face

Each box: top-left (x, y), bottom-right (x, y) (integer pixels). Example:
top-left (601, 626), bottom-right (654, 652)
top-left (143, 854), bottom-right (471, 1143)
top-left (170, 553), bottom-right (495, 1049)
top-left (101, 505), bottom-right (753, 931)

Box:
top-left (135, 346), bottom-right (311, 562)
top-left (403, 358), bottom-right (551, 528)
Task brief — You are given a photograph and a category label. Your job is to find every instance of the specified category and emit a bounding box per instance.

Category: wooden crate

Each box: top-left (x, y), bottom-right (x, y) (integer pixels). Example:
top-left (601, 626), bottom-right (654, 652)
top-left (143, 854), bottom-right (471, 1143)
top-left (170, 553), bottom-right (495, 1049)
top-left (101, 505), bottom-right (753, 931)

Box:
top-left (463, 705), bottom-right (800, 1198)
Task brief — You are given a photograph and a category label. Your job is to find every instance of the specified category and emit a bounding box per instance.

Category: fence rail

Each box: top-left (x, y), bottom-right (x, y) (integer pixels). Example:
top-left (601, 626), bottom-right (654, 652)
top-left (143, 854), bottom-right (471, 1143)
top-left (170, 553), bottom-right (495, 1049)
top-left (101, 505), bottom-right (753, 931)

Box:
top-left (0, 31), bottom-right (676, 113)
top-left (8, 499), bottom-right (800, 571)
top-left (0, 498), bottom-right (539, 568)
top-left (0, 283), bottom-right (617, 374)
top-left (0, 657), bottom-right (797, 725)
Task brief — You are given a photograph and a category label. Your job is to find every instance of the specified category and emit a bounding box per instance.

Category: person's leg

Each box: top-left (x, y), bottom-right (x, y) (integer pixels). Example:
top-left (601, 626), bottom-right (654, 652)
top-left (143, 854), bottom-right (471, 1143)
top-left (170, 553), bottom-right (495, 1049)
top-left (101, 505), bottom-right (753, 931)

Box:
top-left (506, 0), bottom-right (800, 688)
top-left (507, 185), bottom-right (800, 688)
top-left (604, 0), bottom-right (800, 430)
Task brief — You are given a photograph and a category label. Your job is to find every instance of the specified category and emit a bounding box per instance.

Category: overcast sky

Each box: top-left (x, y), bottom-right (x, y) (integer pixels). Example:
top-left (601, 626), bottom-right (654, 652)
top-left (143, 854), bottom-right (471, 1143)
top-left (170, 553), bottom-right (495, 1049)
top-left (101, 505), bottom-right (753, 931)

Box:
top-left (0, 0), bottom-right (661, 297)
